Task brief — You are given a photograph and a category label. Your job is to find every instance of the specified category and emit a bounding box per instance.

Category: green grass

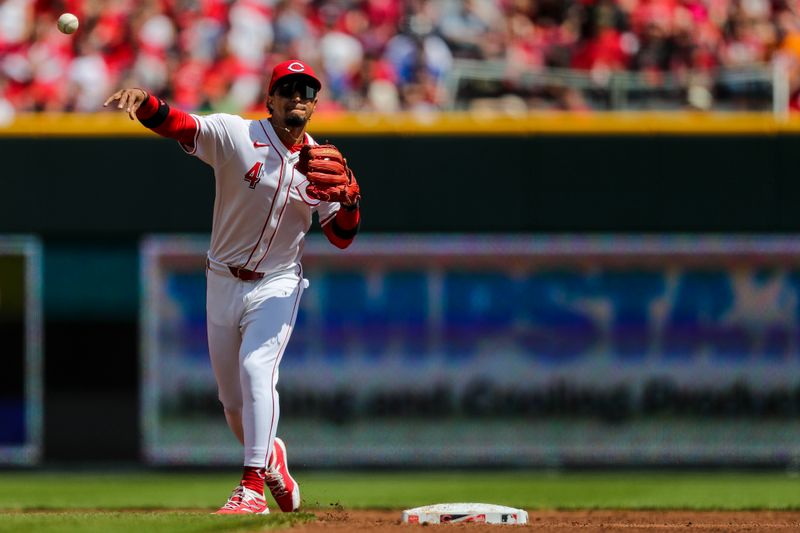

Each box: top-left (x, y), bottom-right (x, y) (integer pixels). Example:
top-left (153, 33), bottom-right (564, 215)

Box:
top-left (0, 512), bottom-right (313, 533)
top-left (301, 471), bottom-right (800, 510)
top-left (0, 470), bottom-right (798, 531)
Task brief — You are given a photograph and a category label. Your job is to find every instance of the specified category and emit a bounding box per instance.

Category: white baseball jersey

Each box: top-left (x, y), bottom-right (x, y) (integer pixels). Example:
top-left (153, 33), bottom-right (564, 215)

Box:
top-left (184, 113), bottom-right (340, 274)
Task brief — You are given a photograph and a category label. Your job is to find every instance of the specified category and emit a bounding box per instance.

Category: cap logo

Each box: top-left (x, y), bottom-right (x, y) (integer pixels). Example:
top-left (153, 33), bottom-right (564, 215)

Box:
top-left (288, 62), bottom-right (305, 73)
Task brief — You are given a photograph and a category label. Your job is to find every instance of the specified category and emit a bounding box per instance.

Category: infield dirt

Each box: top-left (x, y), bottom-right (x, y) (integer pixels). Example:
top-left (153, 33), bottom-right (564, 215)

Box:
top-left (295, 509), bottom-right (800, 532)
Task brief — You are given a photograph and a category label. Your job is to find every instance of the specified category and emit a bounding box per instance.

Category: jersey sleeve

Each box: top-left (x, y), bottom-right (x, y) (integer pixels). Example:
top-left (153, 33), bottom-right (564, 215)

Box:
top-left (315, 201), bottom-right (341, 227)
top-left (183, 113), bottom-right (243, 167)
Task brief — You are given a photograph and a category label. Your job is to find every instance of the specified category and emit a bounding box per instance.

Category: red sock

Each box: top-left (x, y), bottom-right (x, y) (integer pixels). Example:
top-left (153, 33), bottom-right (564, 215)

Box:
top-left (241, 466), bottom-right (265, 493)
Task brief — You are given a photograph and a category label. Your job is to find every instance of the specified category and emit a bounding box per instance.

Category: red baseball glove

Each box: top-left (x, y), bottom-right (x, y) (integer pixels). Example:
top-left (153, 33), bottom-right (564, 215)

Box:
top-left (297, 144), bottom-right (360, 205)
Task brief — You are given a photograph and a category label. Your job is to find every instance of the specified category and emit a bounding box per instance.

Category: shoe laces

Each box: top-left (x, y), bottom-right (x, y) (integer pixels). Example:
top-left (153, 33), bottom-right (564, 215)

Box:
top-left (264, 468), bottom-right (288, 497)
top-left (222, 485), bottom-right (264, 510)
top-left (221, 486), bottom-right (246, 510)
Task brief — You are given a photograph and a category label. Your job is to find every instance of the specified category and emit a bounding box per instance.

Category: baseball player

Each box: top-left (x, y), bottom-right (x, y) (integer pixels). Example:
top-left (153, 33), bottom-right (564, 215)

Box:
top-left (104, 60), bottom-right (361, 514)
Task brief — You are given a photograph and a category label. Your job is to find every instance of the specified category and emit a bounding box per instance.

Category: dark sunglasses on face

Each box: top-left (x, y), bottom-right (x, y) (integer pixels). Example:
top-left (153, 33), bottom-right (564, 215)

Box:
top-left (275, 80), bottom-right (318, 99)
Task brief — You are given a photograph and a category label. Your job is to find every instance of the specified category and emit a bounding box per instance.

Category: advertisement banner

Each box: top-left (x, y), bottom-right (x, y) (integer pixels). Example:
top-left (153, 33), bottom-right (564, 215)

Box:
top-left (141, 235), bottom-right (800, 466)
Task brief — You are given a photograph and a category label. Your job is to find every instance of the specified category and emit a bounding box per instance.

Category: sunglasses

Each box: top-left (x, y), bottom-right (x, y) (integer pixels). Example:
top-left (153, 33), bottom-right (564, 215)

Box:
top-left (274, 79), bottom-right (319, 99)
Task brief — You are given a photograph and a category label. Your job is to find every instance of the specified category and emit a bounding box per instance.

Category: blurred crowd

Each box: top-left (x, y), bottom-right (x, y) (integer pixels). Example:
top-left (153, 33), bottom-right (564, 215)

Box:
top-left (2, 0), bottom-right (800, 115)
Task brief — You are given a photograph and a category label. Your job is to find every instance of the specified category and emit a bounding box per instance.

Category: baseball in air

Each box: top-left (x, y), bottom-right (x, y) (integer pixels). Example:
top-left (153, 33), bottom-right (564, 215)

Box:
top-left (57, 13), bottom-right (79, 34)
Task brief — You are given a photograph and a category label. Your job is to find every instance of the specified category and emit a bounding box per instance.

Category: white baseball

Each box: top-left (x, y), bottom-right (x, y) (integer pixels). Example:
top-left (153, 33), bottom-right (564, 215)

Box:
top-left (57, 13), bottom-right (79, 35)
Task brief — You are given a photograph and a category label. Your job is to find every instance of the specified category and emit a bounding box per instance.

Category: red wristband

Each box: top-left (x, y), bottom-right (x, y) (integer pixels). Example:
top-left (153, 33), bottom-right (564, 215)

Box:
top-left (135, 93), bottom-right (159, 120)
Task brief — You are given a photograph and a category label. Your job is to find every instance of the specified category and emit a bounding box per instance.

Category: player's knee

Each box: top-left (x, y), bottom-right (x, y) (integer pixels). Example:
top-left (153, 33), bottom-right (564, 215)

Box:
top-left (240, 343), bottom-right (280, 377)
top-left (222, 405), bottom-right (242, 419)
top-left (240, 356), bottom-right (259, 378)
top-left (219, 395), bottom-right (242, 413)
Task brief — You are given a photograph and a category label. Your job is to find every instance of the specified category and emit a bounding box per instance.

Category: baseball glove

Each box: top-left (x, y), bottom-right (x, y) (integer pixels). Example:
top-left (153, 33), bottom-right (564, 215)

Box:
top-left (297, 144), bottom-right (361, 205)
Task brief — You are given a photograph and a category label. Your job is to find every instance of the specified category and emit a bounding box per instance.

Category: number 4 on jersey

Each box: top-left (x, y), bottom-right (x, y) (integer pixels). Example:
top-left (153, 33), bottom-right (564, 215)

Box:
top-left (244, 162), bottom-right (263, 189)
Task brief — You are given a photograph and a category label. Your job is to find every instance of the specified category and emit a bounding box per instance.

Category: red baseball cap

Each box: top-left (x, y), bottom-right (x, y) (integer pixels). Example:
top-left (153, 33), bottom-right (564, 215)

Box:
top-left (268, 59), bottom-right (322, 95)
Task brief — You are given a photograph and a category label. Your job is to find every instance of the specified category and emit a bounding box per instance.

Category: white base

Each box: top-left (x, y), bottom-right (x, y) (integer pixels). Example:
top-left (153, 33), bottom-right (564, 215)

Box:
top-left (402, 503), bottom-right (528, 525)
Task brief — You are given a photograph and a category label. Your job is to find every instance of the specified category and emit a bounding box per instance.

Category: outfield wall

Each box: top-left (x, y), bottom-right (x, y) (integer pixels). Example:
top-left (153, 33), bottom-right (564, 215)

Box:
top-left (3, 112), bottom-right (800, 237)
top-left (4, 112), bottom-right (800, 464)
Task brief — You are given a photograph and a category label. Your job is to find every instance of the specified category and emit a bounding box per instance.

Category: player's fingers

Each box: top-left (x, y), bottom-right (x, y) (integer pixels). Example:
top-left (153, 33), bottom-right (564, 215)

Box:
top-left (128, 98), bottom-right (144, 120)
top-left (103, 90), bottom-right (122, 107)
top-left (117, 91), bottom-right (131, 111)
top-left (125, 94), bottom-right (138, 118)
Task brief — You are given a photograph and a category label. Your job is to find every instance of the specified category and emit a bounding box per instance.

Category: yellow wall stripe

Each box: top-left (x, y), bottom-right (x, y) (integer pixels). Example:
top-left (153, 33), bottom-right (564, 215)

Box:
top-left (3, 111), bottom-right (800, 136)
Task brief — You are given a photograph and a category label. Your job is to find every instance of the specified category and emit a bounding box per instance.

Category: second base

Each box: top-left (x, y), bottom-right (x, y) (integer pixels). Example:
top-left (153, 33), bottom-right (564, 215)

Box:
top-left (402, 503), bottom-right (528, 525)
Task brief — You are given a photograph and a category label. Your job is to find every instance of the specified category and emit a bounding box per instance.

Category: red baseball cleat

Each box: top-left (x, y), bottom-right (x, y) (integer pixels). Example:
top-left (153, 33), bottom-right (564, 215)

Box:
top-left (213, 485), bottom-right (269, 514)
top-left (265, 437), bottom-right (301, 512)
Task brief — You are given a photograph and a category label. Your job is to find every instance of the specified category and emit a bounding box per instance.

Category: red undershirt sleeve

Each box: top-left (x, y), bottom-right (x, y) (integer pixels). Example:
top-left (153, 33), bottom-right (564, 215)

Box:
top-left (323, 206), bottom-right (360, 249)
top-left (135, 94), bottom-right (197, 147)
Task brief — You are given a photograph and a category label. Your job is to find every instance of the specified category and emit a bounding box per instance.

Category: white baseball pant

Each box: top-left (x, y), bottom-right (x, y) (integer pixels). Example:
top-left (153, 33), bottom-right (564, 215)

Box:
top-left (205, 261), bottom-right (306, 467)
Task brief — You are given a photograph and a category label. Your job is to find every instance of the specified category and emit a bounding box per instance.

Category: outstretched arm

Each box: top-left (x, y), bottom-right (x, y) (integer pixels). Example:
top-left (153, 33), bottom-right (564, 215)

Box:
top-left (104, 88), bottom-right (197, 146)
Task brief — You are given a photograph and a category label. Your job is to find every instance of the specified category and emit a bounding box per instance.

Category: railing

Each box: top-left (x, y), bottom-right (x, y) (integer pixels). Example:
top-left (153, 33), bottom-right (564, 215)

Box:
top-left (445, 59), bottom-right (791, 118)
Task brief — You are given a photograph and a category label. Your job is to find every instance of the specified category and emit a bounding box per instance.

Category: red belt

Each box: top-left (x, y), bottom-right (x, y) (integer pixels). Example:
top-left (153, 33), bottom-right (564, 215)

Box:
top-left (228, 266), bottom-right (265, 281)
